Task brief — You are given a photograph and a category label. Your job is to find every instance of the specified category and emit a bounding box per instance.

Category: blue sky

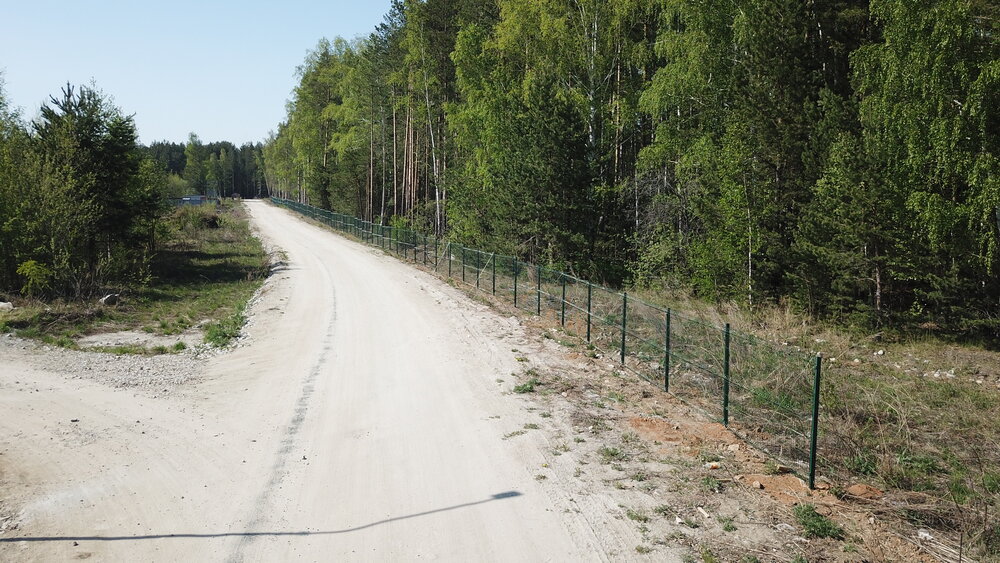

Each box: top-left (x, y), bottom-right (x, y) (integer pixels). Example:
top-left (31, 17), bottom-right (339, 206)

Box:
top-left (0, 0), bottom-right (393, 146)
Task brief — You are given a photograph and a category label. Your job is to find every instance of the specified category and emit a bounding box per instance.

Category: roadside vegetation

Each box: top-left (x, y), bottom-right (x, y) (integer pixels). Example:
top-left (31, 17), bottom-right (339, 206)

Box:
top-left (0, 202), bottom-right (268, 351)
top-left (0, 80), bottom-right (268, 351)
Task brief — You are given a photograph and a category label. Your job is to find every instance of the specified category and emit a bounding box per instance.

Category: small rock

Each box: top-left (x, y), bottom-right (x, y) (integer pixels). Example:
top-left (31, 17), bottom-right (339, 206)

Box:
top-left (776, 523), bottom-right (795, 533)
top-left (99, 294), bottom-right (120, 306)
top-left (875, 349), bottom-right (885, 356)
top-left (815, 505), bottom-right (832, 516)
top-left (70, 419), bottom-right (80, 423)
top-left (752, 481), bottom-right (763, 489)
top-left (727, 444), bottom-right (740, 452)
top-left (918, 529), bottom-right (934, 541)
top-left (704, 462), bottom-right (720, 470)
top-left (846, 483), bottom-right (883, 500)
top-left (0, 302), bottom-right (13, 312)
top-left (853, 358), bottom-right (860, 363)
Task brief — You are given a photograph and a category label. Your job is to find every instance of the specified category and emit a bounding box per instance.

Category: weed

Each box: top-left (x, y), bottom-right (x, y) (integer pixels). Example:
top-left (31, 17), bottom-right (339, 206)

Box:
top-left (523, 423), bottom-right (540, 430)
top-left (539, 411), bottom-right (552, 418)
top-left (718, 516), bottom-right (737, 532)
top-left (701, 476), bottom-right (722, 492)
top-left (573, 436), bottom-right (586, 443)
top-left (700, 547), bottom-right (719, 563)
top-left (513, 378), bottom-right (540, 393)
top-left (534, 474), bottom-right (547, 481)
top-left (502, 430), bottom-right (527, 440)
top-left (599, 447), bottom-right (629, 463)
top-left (632, 471), bottom-right (649, 482)
top-left (626, 508), bottom-right (650, 523)
top-left (653, 504), bottom-right (672, 517)
top-left (635, 545), bottom-right (652, 554)
top-left (621, 431), bottom-right (640, 444)
top-left (793, 504), bottom-right (844, 539)
top-left (204, 308), bottom-right (245, 347)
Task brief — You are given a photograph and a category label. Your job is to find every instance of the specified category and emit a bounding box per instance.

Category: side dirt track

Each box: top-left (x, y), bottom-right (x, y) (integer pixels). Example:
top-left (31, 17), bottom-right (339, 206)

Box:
top-left (0, 201), bottom-right (934, 562)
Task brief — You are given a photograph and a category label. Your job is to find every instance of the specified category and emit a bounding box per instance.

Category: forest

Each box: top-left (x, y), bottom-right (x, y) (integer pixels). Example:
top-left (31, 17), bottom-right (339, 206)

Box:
top-left (146, 137), bottom-right (265, 200)
top-left (263, 0), bottom-right (999, 340)
top-left (0, 80), bottom-right (264, 297)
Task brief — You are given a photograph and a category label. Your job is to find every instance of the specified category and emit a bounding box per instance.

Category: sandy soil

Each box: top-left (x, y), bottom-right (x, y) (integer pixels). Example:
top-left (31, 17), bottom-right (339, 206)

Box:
top-left (1, 201), bottom-right (945, 562)
top-left (0, 201), bottom-right (637, 562)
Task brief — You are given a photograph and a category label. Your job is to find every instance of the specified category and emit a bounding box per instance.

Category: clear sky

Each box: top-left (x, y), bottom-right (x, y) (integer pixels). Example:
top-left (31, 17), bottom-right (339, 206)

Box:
top-left (0, 0), bottom-right (393, 146)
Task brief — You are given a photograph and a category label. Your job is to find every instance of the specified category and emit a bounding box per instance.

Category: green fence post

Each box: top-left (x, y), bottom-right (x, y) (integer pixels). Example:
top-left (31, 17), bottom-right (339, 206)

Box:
top-left (560, 275), bottom-right (567, 326)
top-left (491, 254), bottom-right (496, 295)
top-left (513, 260), bottom-right (519, 307)
top-left (809, 354), bottom-right (823, 490)
top-left (620, 292), bottom-right (628, 364)
top-left (461, 245), bottom-right (466, 283)
top-left (448, 243), bottom-right (452, 278)
top-left (536, 265), bottom-right (541, 316)
top-left (423, 234), bottom-right (428, 265)
top-left (434, 236), bottom-right (439, 270)
top-left (476, 250), bottom-right (481, 290)
top-left (586, 283), bottom-right (592, 342)
top-left (723, 323), bottom-right (731, 427)
top-left (665, 309), bottom-right (671, 393)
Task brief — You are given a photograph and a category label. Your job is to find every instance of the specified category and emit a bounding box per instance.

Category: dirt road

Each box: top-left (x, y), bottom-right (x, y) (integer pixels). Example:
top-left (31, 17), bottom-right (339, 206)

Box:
top-left (0, 201), bottom-right (634, 561)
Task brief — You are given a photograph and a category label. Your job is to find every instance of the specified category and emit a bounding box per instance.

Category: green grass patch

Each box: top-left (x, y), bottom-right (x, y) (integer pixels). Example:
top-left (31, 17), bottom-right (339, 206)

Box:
top-left (2, 201), bottom-right (267, 352)
top-left (793, 504), bottom-right (844, 539)
top-left (513, 378), bottom-right (541, 394)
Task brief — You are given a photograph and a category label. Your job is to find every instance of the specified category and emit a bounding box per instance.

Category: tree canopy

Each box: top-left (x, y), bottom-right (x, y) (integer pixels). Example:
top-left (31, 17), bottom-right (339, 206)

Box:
top-left (261, 0), bottom-right (995, 340)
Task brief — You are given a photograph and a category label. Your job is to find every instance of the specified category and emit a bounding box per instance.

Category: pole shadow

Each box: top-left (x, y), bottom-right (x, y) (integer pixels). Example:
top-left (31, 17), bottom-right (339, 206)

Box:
top-left (0, 491), bottom-right (523, 543)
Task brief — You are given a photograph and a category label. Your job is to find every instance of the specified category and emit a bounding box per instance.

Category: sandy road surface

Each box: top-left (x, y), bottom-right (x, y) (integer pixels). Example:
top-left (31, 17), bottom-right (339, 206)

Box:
top-left (0, 201), bottom-right (628, 562)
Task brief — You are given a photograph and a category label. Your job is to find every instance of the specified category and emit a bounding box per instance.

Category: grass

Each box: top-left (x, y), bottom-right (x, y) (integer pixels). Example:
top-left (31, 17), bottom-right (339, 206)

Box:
top-left (793, 504), bottom-right (844, 540)
top-left (598, 446), bottom-right (629, 464)
top-left (0, 201), bottom-right (268, 351)
top-left (513, 378), bottom-right (541, 393)
top-left (625, 508), bottom-right (650, 523)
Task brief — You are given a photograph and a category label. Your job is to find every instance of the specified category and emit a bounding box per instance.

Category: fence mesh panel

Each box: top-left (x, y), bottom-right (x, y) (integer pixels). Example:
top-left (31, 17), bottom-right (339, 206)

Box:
top-left (271, 198), bottom-right (822, 480)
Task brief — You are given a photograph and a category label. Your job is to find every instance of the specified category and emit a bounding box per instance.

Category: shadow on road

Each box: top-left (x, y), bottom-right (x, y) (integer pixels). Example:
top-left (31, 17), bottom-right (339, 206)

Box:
top-left (0, 491), bottom-right (523, 543)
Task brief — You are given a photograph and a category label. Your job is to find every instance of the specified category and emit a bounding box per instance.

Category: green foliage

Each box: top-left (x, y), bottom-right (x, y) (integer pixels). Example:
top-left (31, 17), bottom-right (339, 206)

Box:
top-left (0, 82), bottom-right (168, 297)
top-left (259, 1), bottom-right (1000, 341)
top-left (16, 260), bottom-right (53, 297)
top-left (793, 504), bottom-right (845, 539)
top-left (513, 378), bottom-right (540, 393)
top-left (204, 309), bottom-right (245, 348)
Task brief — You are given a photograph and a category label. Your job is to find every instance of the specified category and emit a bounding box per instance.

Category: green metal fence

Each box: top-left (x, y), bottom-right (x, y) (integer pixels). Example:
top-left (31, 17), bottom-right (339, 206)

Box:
top-left (271, 197), bottom-right (825, 487)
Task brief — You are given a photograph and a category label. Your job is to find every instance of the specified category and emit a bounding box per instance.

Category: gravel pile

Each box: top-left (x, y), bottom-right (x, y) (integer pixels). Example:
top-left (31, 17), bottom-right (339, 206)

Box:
top-left (1, 333), bottom-right (203, 388)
